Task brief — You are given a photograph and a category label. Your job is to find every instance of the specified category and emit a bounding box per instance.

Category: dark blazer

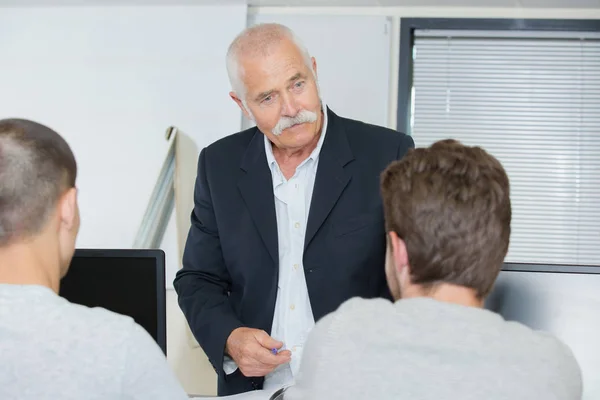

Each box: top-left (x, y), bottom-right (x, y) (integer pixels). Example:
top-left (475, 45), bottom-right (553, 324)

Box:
top-left (174, 108), bottom-right (414, 396)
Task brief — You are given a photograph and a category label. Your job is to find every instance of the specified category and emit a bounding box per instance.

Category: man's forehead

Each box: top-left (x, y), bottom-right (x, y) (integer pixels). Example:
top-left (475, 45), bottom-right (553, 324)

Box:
top-left (242, 57), bottom-right (308, 93)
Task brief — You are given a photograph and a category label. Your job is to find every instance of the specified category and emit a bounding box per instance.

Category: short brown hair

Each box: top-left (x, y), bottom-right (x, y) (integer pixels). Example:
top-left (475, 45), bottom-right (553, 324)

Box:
top-left (0, 119), bottom-right (77, 246)
top-left (381, 139), bottom-right (511, 298)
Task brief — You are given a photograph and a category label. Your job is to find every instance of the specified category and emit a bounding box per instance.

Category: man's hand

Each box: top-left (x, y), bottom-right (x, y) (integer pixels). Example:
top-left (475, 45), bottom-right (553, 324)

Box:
top-left (225, 327), bottom-right (292, 377)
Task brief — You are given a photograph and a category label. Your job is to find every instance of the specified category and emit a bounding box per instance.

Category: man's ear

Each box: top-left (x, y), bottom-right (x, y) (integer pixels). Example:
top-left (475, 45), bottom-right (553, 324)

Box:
top-left (311, 56), bottom-right (318, 79)
top-left (58, 187), bottom-right (78, 232)
top-left (389, 231), bottom-right (409, 274)
top-left (229, 92), bottom-right (254, 121)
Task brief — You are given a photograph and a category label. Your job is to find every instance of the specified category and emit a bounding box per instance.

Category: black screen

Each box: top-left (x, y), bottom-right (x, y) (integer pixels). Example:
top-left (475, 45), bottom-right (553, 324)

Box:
top-left (59, 251), bottom-right (165, 354)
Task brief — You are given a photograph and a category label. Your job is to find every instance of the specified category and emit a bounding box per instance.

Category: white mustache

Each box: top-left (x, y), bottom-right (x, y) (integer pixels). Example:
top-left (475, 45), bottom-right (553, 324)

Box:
top-left (272, 109), bottom-right (318, 136)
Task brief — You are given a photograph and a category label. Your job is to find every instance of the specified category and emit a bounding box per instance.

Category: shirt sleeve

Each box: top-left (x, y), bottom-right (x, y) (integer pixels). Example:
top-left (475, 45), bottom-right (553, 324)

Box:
top-left (120, 323), bottom-right (189, 400)
top-left (223, 355), bottom-right (239, 375)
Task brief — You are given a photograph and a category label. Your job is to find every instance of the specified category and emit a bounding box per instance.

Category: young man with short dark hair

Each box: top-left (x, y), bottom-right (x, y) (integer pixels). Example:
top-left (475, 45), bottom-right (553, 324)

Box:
top-left (284, 139), bottom-right (582, 400)
top-left (0, 118), bottom-right (188, 400)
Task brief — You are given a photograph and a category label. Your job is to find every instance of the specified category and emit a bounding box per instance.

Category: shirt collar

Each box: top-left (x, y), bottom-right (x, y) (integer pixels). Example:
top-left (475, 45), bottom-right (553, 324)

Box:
top-left (264, 101), bottom-right (328, 170)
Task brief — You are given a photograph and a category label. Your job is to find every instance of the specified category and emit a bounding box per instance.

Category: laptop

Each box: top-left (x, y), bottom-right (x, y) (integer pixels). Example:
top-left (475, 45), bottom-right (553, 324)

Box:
top-left (59, 248), bottom-right (167, 355)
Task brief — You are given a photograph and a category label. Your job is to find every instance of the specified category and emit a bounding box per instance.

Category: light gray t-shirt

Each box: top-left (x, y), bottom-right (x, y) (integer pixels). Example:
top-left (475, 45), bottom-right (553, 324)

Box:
top-left (0, 284), bottom-right (188, 400)
top-left (285, 297), bottom-right (582, 400)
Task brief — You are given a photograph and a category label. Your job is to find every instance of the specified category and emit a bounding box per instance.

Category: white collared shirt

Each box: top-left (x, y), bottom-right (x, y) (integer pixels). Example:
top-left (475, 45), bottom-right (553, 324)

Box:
top-left (223, 103), bottom-right (328, 391)
top-left (263, 103), bottom-right (328, 389)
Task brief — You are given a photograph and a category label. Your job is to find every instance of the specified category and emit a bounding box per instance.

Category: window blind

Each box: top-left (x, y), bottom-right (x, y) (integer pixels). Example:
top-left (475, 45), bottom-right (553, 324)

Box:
top-left (410, 29), bottom-right (600, 265)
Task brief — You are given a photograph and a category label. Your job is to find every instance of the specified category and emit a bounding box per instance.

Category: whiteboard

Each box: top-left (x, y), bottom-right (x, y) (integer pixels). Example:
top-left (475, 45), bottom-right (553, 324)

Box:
top-left (245, 13), bottom-right (392, 130)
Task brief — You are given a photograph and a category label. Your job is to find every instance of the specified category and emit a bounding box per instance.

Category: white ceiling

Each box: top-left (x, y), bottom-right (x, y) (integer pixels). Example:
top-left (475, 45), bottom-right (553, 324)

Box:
top-left (0, 0), bottom-right (598, 7)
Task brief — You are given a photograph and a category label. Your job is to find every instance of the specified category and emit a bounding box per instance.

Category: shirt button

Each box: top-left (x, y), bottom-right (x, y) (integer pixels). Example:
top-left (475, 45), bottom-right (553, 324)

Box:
top-left (292, 346), bottom-right (297, 352)
top-left (294, 184), bottom-right (298, 189)
top-left (290, 304), bottom-right (295, 310)
top-left (294, 222), bottom-right (300, 229)
top-left (293, 264), bottom-right (299, 270)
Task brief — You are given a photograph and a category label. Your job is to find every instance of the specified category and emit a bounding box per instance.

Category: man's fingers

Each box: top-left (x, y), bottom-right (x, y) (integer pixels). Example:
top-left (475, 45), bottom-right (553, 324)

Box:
top-left (234, 329), bottom-right (291, 378)
top-left (239, 358), bottom-right (268, 376)
top-left (275, 349), bottom-right (292, 358)
top-left (242, 341), bottom-right (290, 366)
top-left (239, 349), bottom-right (290, 377)
top-left (254, 346), bottom-right (291, 366)
top-left (254, 330), bottom-right (283, 350)
top-left (240, 366), bottom-right (275, 378)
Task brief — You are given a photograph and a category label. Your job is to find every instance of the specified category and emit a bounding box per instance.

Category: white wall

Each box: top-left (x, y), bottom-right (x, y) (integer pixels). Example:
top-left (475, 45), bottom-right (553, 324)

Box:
top-left (0, 4), bottom-right (245, 395)
top-left (250, 6), bottom-right (600, 130)
top-left (0, 4), bottom-right (245, 285)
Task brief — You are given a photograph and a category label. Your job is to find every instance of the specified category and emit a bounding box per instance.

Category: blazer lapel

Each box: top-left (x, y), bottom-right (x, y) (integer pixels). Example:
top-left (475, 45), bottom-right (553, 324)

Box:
top-left (305, 108), bottom-right (354, 251)
top-left (237, 130), bottom-right (278, 265)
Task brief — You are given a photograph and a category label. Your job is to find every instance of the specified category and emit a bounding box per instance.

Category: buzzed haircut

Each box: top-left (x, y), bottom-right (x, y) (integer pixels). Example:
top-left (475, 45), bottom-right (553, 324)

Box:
top-left (381, 139), bottom-right (511, 298)
top-left (0, 119), bottom-right (77, 246)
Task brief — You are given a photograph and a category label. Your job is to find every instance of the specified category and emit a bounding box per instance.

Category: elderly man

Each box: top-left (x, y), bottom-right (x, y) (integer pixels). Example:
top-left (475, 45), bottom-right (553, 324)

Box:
top-left (174, 23), bottom-right (414, 395)
top-left (283, 140), bottom-right (582, 400)
top-left (0, 119), bottom-right (188, 400)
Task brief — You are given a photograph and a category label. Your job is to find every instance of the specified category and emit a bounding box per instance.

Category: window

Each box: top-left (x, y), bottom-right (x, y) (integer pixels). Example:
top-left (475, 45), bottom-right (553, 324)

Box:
top-left (399, 19), bottom-right (600, 265)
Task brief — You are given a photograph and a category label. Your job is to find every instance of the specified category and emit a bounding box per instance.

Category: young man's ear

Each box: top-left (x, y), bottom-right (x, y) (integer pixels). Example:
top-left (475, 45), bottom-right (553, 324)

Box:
top-left (59, 187), bottom-right (78, 231)
top-left (388, 231), bottom-right (409, 274)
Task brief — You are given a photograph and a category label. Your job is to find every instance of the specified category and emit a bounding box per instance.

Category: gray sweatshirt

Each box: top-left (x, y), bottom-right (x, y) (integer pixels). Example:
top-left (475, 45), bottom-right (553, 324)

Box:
top-left (284, 297), bottom-right (582, 400)
top-left (0, 284), bottom-right (188, 400)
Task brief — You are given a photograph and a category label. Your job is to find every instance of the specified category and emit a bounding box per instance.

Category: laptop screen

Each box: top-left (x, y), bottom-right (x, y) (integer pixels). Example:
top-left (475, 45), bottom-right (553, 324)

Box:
top-left (59, 249), bottom-right (167, 355)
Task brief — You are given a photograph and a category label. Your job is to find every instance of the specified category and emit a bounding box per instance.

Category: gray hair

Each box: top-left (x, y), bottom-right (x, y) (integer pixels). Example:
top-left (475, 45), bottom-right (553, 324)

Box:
top-left (226, 23), bottom-right (313, 105)
top-left (0, 119), bottom-right (77, 246)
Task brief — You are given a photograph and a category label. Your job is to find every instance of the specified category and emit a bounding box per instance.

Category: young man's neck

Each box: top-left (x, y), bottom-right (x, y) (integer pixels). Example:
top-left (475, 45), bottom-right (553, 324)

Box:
top-left (402, 283), bottom-right (484, 308)
top-left (0, 240), bottom-right (61, 294)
